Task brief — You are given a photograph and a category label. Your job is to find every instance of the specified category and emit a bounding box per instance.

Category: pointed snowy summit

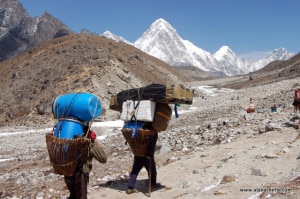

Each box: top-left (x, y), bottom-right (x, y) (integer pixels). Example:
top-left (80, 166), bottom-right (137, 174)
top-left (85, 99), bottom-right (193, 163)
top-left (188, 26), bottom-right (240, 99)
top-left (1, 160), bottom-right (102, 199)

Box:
top-left (214, 46), bottom-right (236, 61)
top-left (134, 18), bottom-right (183, 55)
top-left (134, 18), bottom-right (215, 71)
top-left (149, 18), bottom-right (175, 32)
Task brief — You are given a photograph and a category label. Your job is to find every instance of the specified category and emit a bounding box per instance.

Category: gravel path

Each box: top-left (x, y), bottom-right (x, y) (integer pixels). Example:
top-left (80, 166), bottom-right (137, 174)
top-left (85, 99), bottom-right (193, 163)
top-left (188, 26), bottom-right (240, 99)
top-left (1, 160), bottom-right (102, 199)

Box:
top-left (0, 77), bottom-right (299, 199)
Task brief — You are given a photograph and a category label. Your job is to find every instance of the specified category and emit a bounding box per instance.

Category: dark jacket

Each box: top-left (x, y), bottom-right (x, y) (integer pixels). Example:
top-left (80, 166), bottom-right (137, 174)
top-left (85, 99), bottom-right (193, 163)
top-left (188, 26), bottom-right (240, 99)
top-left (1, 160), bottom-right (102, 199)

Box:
top-left (145, 131), bottom-right (158, 157)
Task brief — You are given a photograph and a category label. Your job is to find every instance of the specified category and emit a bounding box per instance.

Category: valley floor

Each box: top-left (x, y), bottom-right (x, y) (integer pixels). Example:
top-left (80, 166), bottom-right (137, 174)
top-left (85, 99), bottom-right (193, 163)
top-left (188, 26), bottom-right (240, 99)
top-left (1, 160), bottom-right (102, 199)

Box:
top-left (88, 114), bottom-right (300, 199)
top-left (1, 77), bottom-right (300, 199)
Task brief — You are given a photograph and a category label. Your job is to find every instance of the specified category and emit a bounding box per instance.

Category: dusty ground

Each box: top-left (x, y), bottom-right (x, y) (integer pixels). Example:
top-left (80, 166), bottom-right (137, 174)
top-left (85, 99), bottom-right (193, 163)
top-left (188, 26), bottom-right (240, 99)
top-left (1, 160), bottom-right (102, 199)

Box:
top-left (1, 77), bottom-right (300, 199)
top-left (88, 117), bottom-right (300, 199)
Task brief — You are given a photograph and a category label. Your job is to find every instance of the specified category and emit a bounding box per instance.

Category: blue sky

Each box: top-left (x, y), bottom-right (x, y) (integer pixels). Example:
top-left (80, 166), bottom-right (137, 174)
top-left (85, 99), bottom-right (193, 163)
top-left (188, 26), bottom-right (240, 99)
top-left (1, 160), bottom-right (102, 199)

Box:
top-left (19, 0), bottom-right (299, 60)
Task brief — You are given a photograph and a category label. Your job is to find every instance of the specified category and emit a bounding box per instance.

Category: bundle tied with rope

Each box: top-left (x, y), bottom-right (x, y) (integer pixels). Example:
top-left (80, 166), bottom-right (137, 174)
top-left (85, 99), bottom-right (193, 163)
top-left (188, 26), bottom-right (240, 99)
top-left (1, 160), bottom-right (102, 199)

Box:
top-left (109, 83), bottom-right (194, 112)
top-left (110, 84), bottom-right (193, 156)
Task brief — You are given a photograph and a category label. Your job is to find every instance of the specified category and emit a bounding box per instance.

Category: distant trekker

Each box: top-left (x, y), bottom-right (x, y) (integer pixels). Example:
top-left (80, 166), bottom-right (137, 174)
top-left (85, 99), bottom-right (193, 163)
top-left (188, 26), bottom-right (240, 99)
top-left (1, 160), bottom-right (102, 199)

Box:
top-left (293, 89), bottom-right (300, 113)
top-left (247, 98), bottom-right (255, 113)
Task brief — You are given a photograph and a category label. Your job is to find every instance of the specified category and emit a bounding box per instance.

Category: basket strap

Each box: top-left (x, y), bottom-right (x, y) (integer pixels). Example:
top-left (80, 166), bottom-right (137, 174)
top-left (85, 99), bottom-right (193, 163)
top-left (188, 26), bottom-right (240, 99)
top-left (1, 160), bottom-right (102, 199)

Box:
top-left (130, 100), bottom-right (142, 138)
top-left (77, 139), bottom-right (92, 167)
top-left (174, 104), bottom-right (179, 118)
top-left (156, 111), bottom-right (170, 120)
top-left (130, 100), bottom-right (140, 121)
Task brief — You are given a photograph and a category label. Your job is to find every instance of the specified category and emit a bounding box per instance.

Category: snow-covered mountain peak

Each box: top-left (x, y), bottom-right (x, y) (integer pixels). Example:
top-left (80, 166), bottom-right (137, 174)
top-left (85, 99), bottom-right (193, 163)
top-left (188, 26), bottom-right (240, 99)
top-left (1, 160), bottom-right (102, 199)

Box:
top-left (248, 48), bottom-right (295, 72)
top-left (134, 18), bottom-right (215, 71)
top-left (102, 30), bottom-right (132, 45)
top-left (214, 46), bottom-right (236, 61)
top-left (135, 18), bottom-right (179, 44)
top-left (103, 18), bottom-right (295, 76)
top-left (150, 18), bottom-right (174, 31)
top-left (103, 30), bottom-right (115, 39)
top-left (267, 48), bottom-right (294, 60)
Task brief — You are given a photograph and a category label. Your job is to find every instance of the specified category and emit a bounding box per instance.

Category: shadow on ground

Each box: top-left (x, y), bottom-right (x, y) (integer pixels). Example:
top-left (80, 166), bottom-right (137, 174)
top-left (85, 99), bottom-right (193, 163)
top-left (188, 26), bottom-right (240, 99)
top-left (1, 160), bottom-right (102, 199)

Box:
top-left (93, 178), bottom-right (167, 197)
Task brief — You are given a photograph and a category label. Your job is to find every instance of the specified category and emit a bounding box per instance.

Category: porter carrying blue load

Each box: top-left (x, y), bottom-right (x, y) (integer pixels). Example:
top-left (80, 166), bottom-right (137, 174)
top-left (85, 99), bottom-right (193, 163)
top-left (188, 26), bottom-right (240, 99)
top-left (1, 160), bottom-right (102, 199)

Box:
top-left (52, 92), bottom-right (102, 139)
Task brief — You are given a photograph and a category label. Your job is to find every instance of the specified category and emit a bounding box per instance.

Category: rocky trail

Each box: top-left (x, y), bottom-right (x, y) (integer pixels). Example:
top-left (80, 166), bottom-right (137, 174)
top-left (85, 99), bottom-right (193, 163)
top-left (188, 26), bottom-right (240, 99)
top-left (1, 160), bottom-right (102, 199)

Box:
top-left (1, 77), bottom-right (300, 199)
top-left (90, 125), bottom-right (300, 199)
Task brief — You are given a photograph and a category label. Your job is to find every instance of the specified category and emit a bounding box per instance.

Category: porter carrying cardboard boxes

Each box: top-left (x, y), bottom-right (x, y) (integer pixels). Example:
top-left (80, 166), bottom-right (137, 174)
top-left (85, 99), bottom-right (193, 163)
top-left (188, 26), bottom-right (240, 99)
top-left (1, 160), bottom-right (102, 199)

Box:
top-left (110, 84), bottom-right (193, 156)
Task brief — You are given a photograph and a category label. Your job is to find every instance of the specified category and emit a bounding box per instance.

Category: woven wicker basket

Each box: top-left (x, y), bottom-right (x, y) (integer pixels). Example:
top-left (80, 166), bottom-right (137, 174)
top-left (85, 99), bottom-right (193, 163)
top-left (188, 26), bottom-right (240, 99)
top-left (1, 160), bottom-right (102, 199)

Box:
top-left (45, 133), bottom-right (90, 176)
top-left (152, 103), bottom-right (172, 132)
top-left (121, 128), bottom-right (155, 157)
top-left (109, 94), bottom-right (122, 112)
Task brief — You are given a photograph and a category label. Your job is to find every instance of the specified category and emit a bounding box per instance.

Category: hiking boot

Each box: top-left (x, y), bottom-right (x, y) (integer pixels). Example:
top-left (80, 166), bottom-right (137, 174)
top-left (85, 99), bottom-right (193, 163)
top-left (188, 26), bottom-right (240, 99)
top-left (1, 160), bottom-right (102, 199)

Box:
top-left (151, 182), bottom-right (162, 187)
top-left (151, 183), bottom-right (164, 190)
top-left (126, 188), bottom-right (139, 194)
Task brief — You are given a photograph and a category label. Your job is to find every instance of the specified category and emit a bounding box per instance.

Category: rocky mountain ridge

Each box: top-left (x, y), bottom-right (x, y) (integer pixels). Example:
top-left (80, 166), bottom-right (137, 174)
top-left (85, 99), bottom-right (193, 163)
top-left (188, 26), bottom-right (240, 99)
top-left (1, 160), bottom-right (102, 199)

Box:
top-left (1, 1), bottom-right (295, 76)
top-left (0, 0), bottom-right (73, 61)
top-left (1, 0), bottom-right (299, 128)
top-left (1, 28), bottom-right (299, 128)
top-left (0, 34), bottom-right (191, 127)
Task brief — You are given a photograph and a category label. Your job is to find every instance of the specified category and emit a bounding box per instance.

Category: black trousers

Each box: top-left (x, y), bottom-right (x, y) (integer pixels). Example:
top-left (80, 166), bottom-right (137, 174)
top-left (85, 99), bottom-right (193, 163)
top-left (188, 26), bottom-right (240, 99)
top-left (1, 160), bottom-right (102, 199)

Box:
top-left (64, 170), bottom-right (89, 199)
top-left (128, 155), bottom-right (157, 188)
